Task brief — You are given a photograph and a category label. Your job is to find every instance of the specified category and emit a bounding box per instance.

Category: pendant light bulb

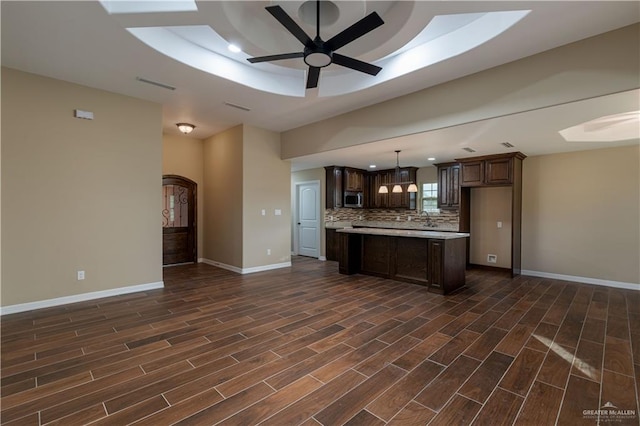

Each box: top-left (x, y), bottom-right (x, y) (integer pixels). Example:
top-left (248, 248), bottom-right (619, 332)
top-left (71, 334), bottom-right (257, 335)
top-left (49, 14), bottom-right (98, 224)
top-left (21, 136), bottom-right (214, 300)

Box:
top-left (407, 183), bottom-right (418, 193)
top-left (378, 185), bottom-right (388, 194)
top-left (392, 185), bottom-right (402, 193)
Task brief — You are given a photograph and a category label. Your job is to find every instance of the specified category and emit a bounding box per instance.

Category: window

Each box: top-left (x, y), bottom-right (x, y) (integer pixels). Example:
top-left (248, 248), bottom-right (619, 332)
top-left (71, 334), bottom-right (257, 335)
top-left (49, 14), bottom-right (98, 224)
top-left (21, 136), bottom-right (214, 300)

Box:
top-left (422, 183), bottom-right (438, 211)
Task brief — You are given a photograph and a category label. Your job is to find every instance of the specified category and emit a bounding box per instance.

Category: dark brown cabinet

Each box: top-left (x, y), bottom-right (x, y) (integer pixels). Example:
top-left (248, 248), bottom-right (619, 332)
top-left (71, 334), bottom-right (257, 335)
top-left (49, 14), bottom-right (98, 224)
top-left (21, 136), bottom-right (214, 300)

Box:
top-left (485, 157), bottom-right (513, 185)
top-left (458, 153), bottom-right (525, 187)
top-left (344, 167), bottom-right (364, 192)
top-left (455, 151), bottom-right (526, 277)
top-left (436, 162), bottom-right (460, 209)
top-left (338, 231), bottom-right (467, 294)
top-left (372, 171), bottom-right (390, 209)
top-left (326, 229), bottom-right (340, 261)
top-left (369, 167), bottom-right (417, 209)
top-left (324, 166), bottom-right (343, 208)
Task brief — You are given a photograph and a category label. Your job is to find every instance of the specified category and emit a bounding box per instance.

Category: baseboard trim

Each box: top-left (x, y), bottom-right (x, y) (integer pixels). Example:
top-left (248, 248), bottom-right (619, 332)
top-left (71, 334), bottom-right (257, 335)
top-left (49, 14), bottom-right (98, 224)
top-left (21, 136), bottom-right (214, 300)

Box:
top-left (521, 270), bottom-right (639, 291)
top-left (200, 259), bottom-right (291, 275)
top-left (469, 263), bottom-right (511, 274)
top-left (0, 281), bottom-right (165, 316)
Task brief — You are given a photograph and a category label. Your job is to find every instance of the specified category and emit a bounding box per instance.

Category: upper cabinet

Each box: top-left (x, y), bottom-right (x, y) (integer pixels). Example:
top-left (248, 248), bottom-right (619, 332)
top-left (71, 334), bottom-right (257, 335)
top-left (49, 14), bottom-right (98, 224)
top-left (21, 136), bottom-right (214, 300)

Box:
top-left (325, 166), bottom-right (343, 209)
top-left (325, 165), bottom-right (418, 210)
top-left (370, 167), bottom-right (417, 210)
top-left (436, 162), bottom-right (460, 209)
top-left (458, 152), bottom-right (526, 187)
top-left (344, 167), bottom-right (364, 192)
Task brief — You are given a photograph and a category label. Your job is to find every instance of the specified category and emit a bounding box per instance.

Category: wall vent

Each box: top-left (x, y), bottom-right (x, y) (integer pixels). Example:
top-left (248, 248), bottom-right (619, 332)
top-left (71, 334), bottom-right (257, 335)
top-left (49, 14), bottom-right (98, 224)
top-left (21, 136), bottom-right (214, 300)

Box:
top-left (135, 76), bottom-right (176, 91)
top-left (462, 147), bottom-right (476, 153)
top-left (224, 102), bottom-right (251, 112)
top-left (501, 142), bottom-right (515, 148)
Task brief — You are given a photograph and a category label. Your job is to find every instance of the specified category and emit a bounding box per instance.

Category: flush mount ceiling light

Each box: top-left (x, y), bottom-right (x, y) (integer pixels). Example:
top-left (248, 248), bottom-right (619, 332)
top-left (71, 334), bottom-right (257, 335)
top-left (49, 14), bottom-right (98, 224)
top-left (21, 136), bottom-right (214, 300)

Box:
top-left (176, 123), bottom-right (196, 134)
top-left (378, 150), bottom-right (418, 194)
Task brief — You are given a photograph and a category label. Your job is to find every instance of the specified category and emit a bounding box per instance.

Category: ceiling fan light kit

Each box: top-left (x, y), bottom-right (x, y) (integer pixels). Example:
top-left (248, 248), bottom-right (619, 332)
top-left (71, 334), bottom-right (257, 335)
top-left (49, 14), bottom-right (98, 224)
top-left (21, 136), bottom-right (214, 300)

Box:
top-left (248, 0), bottom-right (384, 90)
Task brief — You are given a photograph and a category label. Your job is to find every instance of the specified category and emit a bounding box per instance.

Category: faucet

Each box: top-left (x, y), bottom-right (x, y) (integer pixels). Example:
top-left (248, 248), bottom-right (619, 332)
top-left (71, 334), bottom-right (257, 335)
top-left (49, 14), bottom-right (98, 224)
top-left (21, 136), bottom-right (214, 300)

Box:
top-left (420, 210), bottom-right (436, 228)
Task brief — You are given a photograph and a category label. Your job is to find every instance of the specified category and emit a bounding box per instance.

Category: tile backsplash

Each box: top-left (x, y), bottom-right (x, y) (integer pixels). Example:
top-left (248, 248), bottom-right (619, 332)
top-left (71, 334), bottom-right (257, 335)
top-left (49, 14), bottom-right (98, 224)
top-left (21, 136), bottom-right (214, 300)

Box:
top-left (325, 208), bottom-right (459, 230)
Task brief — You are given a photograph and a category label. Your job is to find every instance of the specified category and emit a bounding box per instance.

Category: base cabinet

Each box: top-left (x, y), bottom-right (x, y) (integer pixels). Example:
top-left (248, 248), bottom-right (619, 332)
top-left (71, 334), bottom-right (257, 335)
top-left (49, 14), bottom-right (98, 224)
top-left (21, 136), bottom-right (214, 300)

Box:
top-left (339, 233), bottom-right (467, 294)
top-left (326, 229), bottom-right (339, 261)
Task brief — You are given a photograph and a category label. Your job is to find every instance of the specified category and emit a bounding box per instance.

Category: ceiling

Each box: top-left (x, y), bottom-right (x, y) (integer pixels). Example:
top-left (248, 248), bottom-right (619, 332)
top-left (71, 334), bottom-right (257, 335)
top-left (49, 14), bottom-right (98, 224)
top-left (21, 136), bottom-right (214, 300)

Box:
top-left (2, 1), bottom-right (639, 171)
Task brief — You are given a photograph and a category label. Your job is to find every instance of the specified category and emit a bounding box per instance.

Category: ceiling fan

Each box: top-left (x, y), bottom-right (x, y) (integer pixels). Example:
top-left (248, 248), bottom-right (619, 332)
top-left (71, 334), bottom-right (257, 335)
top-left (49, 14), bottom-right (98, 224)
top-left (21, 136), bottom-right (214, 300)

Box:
top-left (247, 0), bottom-right (384, 89)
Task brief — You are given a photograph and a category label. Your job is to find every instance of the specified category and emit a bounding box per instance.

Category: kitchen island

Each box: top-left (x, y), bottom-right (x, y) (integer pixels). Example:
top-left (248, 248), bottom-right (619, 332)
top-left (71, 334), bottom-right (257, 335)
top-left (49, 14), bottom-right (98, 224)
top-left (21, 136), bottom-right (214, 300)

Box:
top-left (336, 227), bottom-right (469, 294)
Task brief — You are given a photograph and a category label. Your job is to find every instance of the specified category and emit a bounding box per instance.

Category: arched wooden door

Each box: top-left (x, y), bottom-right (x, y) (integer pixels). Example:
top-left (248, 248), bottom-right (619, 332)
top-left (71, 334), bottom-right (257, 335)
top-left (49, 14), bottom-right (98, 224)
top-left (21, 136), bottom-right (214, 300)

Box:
top-left (162, 175), bottom-right (197, 265)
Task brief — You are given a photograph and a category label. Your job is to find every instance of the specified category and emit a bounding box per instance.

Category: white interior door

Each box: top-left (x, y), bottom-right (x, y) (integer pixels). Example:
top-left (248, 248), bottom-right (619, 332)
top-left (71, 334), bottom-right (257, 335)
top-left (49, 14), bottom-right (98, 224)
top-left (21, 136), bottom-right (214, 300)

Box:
top-left (297, 182), bottom-right (320, 258)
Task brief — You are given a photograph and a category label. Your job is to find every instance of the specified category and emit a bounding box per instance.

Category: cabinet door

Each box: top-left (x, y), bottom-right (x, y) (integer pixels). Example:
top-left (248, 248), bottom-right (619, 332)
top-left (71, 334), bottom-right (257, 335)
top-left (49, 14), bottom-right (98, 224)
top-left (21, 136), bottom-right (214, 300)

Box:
top-left (437, 164), bottom-right (460, 209)
top-left (325, 166), bottom-right (343, 208)
top-left (326, 229), bottom-right (338, 261)
top-left (437, 166), bottom-right (450, 207)
top-left (460, 161), bottom-right (484, 187)
top-left (449, 164), bottom-right (460, 207)
top-left (361, 235), bottom-right (391, 277)
top-left (393, 237), bottom-right (429, 285)
top-left (344, 168), bottom-right (364, 192)
top-left (485, 157), bottom-right (513, 185)
top-left (428, 240), bottom-right (444, 292)
top-left (373, 172), bottom-right (389, 208)
top-left (389, 169), bottom-right (407, 208)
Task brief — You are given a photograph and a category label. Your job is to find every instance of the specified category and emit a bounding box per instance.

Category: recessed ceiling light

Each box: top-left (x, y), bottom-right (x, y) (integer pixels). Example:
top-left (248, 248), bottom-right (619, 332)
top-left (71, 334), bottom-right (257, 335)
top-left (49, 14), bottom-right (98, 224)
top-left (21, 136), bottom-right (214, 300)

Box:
top-left (369, 165), bottom-right (377, 169)
top-left (228, 44), bottom-right (241, 53)
top-left (462, 147), bottom-right (476, 153)
top-left (428, 157), bottom-right (436, 161)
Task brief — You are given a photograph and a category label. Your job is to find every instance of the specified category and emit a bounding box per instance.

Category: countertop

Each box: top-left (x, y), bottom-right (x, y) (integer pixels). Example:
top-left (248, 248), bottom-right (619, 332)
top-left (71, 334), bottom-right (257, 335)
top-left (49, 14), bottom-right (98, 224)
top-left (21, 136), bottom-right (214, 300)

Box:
top-left (325, 220), bottom-right (459, 232)
top-left (336, 227), bottom-right (470, 240)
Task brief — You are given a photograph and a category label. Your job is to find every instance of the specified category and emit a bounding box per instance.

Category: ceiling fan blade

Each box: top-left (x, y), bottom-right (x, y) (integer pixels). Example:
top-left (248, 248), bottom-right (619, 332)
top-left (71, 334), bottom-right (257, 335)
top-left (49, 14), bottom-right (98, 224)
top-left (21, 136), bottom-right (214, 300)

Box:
top-left (266, 5), bottom-right (313, 47)
top-left (306, 66), bottom-right (320, 89)
top-left (326, 12), bottom-right (384, 51)
top-left (247, 52), bottom-right (304, 63)
top-left (332, 53), bottom-right (382, 76)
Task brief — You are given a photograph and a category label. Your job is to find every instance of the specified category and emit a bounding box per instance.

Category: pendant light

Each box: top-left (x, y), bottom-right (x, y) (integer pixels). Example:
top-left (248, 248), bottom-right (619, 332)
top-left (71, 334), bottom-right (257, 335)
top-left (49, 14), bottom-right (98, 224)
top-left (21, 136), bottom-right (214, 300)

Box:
top-left (378, 150), bottom-right (418, 194)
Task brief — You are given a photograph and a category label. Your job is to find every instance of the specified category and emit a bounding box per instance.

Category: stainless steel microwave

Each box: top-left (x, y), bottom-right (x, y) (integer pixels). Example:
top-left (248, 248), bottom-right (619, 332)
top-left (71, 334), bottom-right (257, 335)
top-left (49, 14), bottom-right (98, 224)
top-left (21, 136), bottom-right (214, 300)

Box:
top-left (344, 191), bottom-right (363, 208)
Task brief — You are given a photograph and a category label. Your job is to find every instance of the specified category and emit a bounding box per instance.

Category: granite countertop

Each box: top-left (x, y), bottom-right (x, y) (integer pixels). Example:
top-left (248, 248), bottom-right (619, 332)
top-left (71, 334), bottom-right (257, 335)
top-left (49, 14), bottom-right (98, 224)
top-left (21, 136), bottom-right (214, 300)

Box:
top-left (325, 221), bottom-right (354, 229)
top-left (336, 227), bottom-right (469, 240)
top-left (325, 220), bottom-right (459, 232)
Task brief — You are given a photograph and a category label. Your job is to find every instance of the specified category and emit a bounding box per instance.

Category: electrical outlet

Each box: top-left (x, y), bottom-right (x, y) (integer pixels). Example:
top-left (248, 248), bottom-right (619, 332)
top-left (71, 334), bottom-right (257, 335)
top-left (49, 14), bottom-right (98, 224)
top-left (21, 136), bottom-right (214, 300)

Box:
top-left (77, 270), bottom-right (85, 280)
top-left (487, 254), bottom-right (497, 264)
top-left (267, 249), bottom-right (271, 255)
top-left (407, 216), bottom-right (412, 221)
top-left (497, 221), bottom-right (503, 228)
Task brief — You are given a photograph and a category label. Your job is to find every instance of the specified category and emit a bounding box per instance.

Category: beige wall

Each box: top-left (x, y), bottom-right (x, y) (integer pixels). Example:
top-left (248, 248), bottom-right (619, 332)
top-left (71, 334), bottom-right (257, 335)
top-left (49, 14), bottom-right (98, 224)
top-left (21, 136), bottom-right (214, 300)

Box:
top-left (243, 125), bottom-right (291, 268)
top-left (470, 187), bottom-right (513, 268)
top-left (203, 125), bottom-right (243, 267)
top-left (281, 24), bottom-right (639, 159)
top-left (522, 145), bottom-right (640, 285)
top-left (1, 68), bottom-right (163, 306)
top-left (162, 134), bottom-right (204, 258)
top-left (292, 168), bottom-right (326, 257)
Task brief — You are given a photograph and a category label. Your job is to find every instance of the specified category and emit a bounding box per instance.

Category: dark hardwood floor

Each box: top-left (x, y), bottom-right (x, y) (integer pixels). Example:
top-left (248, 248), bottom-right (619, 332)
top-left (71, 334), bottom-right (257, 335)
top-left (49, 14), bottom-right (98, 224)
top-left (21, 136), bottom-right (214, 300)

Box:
top-left (1, 257), bottom-right (639, 425)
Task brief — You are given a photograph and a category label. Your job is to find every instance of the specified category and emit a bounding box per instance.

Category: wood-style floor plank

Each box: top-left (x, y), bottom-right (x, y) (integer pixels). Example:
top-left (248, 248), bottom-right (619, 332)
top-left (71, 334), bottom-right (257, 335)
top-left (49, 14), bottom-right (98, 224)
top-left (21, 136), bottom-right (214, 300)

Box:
top-left (1, 258), bottom-right (638, 425)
